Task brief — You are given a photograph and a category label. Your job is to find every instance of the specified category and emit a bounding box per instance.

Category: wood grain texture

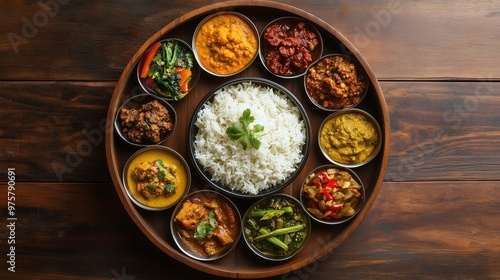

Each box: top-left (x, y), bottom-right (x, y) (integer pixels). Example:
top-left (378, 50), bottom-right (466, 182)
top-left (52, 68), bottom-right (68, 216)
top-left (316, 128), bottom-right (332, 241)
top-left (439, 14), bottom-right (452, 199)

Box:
top-left (1, 0), bottom-right (499, 279)
top-left (104, 2), bottom-right (389, 277)
top-left (2, 81), bottom-right (499, 182)
top-left (385, 81), bottom-right (500, 181)
top-left (0, 181), bottom-right (498, 279)
top-left (0, 82), bottom-right (114, 182)
top-left (1, 0), bottom-right (500, 80)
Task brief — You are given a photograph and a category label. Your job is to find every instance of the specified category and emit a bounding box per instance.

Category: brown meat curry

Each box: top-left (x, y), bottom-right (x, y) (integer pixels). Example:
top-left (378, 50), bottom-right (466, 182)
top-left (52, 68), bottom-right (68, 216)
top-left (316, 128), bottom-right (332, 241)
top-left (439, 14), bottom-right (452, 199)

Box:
top-left (174, 195), bottom-right (239, 257)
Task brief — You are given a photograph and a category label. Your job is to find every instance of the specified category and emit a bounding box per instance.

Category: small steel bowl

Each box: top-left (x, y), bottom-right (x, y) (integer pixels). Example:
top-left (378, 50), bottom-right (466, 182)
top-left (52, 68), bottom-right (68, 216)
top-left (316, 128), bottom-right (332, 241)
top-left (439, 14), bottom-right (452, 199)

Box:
top-left (122, 146), bottom-right (191, 211)
top-left (318, 108), bottom-right (382, 168)
top-left (304, 54), bottom-right (368, 111)
top-left (192, 11), bottom-right (259, 77)
top-left (242, 194), bottom-right (311, 261)
top-left (259, 17), bottom-right (323, 79)
top-left (114, 93), bottom-right (177, 147)
top-left (170, 190), bottom-right (242, 261)
top-left (137, 38), bottom-right (200, 101)
top-left (300, 164), bottom-right (365, 225)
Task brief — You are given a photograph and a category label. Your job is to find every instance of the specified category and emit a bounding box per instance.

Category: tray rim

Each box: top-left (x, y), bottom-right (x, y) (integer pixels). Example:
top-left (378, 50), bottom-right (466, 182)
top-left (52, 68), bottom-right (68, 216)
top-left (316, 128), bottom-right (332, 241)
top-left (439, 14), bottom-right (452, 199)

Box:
top-left (105, 1), bottom-right (391, 278)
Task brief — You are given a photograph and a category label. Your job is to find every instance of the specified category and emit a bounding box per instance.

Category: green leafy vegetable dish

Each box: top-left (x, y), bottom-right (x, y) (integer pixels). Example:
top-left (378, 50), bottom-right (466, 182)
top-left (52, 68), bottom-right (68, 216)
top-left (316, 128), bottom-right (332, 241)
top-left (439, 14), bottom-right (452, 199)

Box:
top-left (243, 194), bottom-right (310, 261)
top-left (138, 39), bottom-right (198, 101)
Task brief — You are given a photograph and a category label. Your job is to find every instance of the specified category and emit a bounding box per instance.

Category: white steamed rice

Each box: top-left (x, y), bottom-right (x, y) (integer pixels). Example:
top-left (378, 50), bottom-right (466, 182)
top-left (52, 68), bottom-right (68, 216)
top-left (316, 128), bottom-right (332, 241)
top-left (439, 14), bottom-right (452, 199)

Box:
top-left (193, 81), bottom-right (306, 194)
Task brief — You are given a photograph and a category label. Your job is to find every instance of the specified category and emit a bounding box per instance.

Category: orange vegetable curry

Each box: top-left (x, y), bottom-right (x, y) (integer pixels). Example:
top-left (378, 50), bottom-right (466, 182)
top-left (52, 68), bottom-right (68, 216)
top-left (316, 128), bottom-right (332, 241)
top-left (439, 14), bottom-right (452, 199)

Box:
top-left (195, 13), bottom-right (258, 75)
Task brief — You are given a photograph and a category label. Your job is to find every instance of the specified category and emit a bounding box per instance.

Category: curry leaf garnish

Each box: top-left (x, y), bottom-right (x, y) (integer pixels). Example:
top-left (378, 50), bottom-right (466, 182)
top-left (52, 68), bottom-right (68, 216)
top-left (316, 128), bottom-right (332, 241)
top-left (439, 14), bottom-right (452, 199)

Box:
top-left (194, 210), bottom-right (217, 239)
top-left (226, 109), bottom-right (264, 150)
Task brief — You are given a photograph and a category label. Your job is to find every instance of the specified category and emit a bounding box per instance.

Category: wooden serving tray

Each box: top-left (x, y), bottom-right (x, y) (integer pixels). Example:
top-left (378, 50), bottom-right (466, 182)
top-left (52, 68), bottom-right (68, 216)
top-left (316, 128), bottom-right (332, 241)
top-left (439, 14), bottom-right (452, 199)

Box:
top-left (105, 1), bottom-right (390, 278)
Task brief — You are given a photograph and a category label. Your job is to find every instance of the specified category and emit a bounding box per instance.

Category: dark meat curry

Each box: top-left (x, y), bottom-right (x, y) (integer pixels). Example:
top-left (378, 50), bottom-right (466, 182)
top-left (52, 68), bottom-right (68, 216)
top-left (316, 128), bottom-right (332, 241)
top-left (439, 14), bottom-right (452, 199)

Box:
top-left (119, 100), bottom-right (174, 144)
top-left (306, 55), bottom-right (367, 110)
top-left (262, 19), bottom-right (320, 76)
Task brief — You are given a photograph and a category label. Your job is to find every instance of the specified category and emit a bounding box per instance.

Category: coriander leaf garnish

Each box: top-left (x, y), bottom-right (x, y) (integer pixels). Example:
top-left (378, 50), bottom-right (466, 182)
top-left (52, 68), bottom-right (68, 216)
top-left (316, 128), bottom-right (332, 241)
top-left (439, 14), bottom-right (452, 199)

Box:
top-left (194, 210), bottom-right (217, 239)
top-left (226, 109), bottom-right (264, 150)
top-left (155, 159), bottom-right (167, 181)
top-left (164, 183), bottom-right (175, 193)
top-left (239, 108), bottom-right (254, 128)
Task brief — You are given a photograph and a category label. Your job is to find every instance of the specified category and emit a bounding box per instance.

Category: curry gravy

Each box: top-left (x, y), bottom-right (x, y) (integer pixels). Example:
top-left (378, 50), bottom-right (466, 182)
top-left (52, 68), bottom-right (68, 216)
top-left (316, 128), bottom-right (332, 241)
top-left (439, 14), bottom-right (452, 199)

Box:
top-left (126, 148), bottom-right (188, 208)
top-left (195, 13), bottom-right (258, 75)
top-left (320, 111), bottom-right (379, 164)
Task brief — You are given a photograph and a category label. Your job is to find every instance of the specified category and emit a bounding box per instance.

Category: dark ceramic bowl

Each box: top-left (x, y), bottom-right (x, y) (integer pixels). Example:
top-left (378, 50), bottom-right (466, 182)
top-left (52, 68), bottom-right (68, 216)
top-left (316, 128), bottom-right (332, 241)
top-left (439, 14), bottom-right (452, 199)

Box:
top-left (170, 190), bottom-right (241, 261)
top-left (300, 164), bottom-right (365, 225)
top-left (259, 17), bottom-right (323, 79)
top-left (114, 93), bottom-right (177, 147)
top-left (318, 108), bottom-right (382, 168)
top-left (192, 11), bottom-right (259, 77)
top-left (242, 194), bottom-right (311, 261)
top-left (122, 146), bottom-right (191, 211)
top-left (188, 77), bottom-right (311, 199)
top-left (304, 54), bottom-right (368, 111)
top-left (137, 38), bottom-right (200, 101)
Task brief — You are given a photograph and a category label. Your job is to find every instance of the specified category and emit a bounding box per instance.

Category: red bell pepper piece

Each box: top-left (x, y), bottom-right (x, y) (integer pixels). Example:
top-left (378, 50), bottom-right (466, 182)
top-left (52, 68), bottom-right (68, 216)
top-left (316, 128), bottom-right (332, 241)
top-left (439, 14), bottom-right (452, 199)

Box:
top-left (145, 78), bottom-right (154, 87)
top-left (315, 192), bottom-right (323, 200)
top-left (139, 42), bottom-right (162, 78)
top-left (321, 186), bottom-right (333, 201)
top-left (317, 172), bottom-right (330, 184)
top-left (314, 180), bottom-right (321, 187)
top-left (326, 180), bottom-right (339, 189)
top-left (179, 68), bottom-right (192, 93)
top-left (327, 204), bottom-right (343, 211)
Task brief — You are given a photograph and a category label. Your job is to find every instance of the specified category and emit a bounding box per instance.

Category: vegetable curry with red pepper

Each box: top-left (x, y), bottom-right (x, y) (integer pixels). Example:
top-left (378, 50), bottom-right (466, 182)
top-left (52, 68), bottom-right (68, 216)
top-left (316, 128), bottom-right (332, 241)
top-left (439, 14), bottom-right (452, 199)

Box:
top-left (302, 167), bottom-right (363, 221)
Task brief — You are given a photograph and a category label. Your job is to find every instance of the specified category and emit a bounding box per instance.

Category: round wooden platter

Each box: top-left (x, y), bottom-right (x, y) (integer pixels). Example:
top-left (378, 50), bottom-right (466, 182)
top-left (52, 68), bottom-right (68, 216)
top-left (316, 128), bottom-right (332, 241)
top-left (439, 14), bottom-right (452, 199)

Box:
top-left (105, 1), bottom-right (390, 278)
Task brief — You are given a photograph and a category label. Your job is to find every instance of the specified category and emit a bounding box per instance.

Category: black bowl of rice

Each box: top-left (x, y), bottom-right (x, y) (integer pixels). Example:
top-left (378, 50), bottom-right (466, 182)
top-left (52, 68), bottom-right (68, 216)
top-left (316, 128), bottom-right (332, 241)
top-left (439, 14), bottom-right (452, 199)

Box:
top-left (188, 78), bottom-right (312, 199)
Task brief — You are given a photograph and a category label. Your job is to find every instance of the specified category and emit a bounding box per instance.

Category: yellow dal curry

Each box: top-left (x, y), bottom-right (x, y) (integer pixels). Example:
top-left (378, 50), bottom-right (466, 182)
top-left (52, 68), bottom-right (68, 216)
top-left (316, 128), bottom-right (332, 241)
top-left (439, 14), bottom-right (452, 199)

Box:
top-left (320, 112), bottom-right (379, 164)
top-left (126, 148), bottom-right (189, 208)
top-left (195, 13), bottom-right (258, 75)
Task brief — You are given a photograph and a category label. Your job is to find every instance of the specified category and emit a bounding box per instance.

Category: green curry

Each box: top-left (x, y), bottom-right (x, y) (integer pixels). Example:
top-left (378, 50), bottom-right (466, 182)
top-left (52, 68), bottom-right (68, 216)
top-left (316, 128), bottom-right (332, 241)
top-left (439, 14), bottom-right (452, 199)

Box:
top-left (320, 112), bottom-right (379, 164)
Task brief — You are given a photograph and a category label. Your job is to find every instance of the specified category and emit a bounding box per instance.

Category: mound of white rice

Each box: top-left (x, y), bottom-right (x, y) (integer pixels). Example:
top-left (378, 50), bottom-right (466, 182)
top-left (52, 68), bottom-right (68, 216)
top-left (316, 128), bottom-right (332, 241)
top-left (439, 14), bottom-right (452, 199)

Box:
top-left (193, 81), bottom-right (307, 194)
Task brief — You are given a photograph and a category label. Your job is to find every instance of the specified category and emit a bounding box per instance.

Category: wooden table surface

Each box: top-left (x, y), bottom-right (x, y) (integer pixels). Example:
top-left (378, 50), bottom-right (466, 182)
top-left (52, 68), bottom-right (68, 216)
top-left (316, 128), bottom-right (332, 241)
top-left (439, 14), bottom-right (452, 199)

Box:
top-left (1, 0), bottom-right (499, 279)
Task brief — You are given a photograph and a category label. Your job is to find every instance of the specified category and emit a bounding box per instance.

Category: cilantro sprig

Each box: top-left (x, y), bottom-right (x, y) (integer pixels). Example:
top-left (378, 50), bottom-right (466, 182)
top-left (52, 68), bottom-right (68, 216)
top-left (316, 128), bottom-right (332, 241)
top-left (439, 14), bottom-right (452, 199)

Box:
top-left (164, 183), bottom-right (175, 193)
top-left (194, 210), bottom-right (217, 239)
top-left (225, 109), bottom-right (264, 150)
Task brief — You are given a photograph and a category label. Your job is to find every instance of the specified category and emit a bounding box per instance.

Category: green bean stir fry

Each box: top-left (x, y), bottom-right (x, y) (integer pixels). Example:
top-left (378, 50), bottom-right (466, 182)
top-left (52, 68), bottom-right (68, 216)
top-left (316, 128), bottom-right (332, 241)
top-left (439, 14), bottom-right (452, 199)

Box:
top-left (244, 196), bottom-right (308, 257)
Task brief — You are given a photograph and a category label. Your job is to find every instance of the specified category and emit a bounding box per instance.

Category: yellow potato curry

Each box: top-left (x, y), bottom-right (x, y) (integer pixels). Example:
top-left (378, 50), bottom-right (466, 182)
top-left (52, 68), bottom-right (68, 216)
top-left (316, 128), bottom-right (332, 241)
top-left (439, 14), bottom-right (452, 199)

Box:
top-left (132, 159), bottom-right (177, 199)
top-left (126, 149), bottom-right (188, 208)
